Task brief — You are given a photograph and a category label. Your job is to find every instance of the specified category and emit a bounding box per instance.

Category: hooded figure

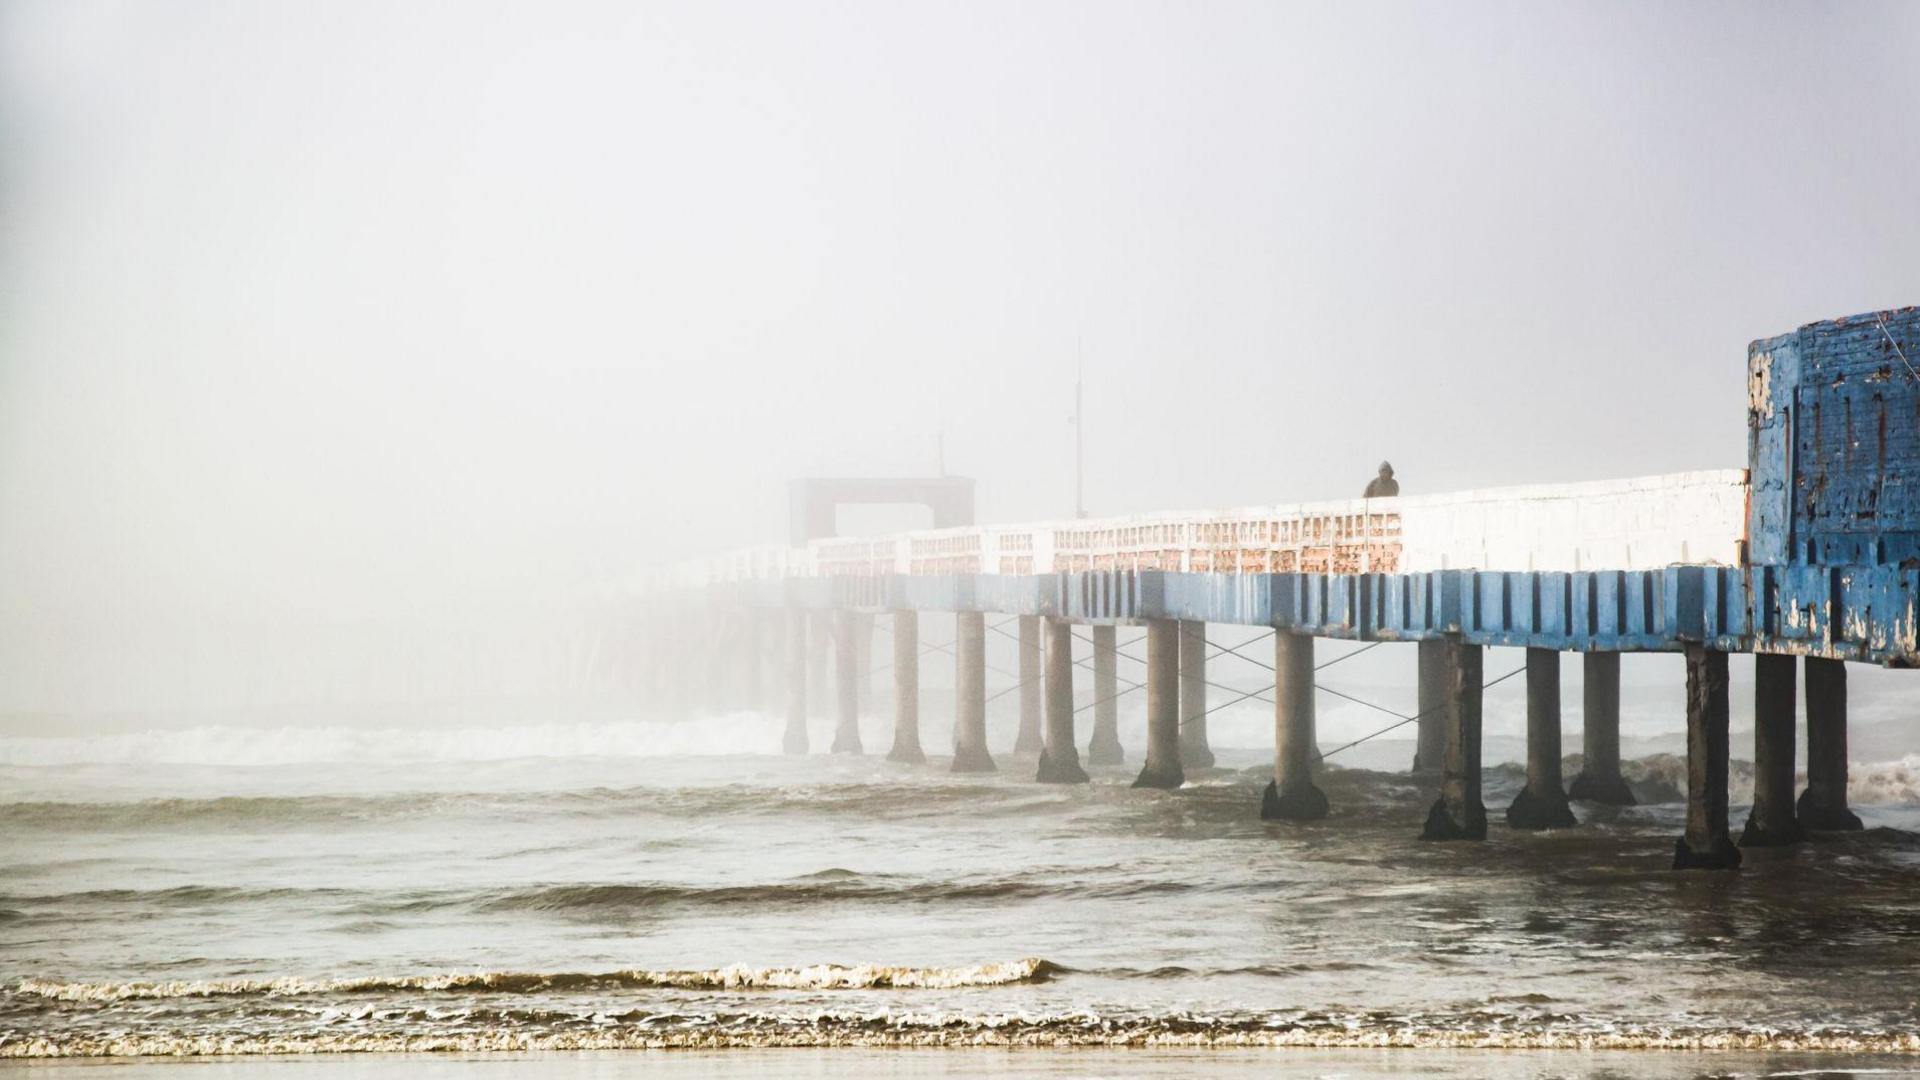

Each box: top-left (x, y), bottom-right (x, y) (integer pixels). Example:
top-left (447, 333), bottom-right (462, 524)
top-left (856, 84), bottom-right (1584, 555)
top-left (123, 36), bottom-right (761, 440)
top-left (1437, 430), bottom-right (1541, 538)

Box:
top-left (1364, 461), bottom-right (1399, 498)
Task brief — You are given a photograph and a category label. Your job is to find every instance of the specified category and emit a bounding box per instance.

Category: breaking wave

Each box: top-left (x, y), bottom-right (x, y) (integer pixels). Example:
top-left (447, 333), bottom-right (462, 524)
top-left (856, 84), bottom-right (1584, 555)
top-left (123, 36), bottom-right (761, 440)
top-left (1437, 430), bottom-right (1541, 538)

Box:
top-left (0, 714), bottom-right (785, 767)
top-left (13, 959), bottom-right (1057, 1002)
top-left (7, 1009), bottom-right (1920, 1056)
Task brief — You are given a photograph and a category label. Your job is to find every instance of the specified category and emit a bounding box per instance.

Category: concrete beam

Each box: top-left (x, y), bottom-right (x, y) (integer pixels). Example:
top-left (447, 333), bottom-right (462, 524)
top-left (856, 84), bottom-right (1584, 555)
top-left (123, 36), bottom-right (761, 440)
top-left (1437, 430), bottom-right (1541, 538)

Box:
top-left (1413, 640), bottom-right (1445, 775)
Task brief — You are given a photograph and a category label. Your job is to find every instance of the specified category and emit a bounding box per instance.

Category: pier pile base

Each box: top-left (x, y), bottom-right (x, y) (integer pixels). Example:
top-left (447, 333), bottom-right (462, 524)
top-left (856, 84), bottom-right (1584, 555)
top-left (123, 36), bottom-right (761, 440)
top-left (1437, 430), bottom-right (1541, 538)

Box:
top-left (1506, 648), bottom-right (1576, 830)
top-left (1086, 626), bottom-right (1125, 765)
top-left (1014, 616), bottom-right (1044, 755)
top-left (1422, 637), bottom-right (1487, 841)
top-left (1798, 657), bottom-right (1862, 832)
top-left (1568, 652), bottom-right (1635, 805)
top-left (783, 610), bottom-right (809, 755)
top-left (886, 610), bottom-right (926, 765)
top-left (1262, 632), bottom-right (1326, 821)
top-left (1035, 619), bottom-right (1089, 784)
top-left (1178, 620), bottom-right (1215, 768)
top-left (1674, 645), bottom-right (1741, 870)
top-left (1740, 653), bottom-right (1802, 846)
top-left (951, 613), bottom-right (996, 774)
top-left (1132, 619), bottom-right (1185, 789)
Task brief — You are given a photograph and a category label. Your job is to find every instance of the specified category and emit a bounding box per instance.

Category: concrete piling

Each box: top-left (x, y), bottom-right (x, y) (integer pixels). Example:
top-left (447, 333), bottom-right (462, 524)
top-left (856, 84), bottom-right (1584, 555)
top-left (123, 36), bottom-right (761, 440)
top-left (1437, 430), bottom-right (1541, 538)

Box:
top-left (1568, 652), bottom-right (1634, 804)
top-left (783, 609), bottom-right (808, 755)
top-left (1262, 631), bottom-right (1327, 820)
top-left (1178, 620), bottom-right (1215, 768)
top-left (1673, 645), bottom-right (1741, 869)
top-left (1422, 636), bottom-right (1487, 840)
top-left (1413, 640), bottom-right (1446, 775)
top-left (854, 613), bottom-right (876, 720)
top-left (1740, 653), bottom-right (1803, 845)
top-left (831, 611), bottom-right (863, 755)
top-left (1036, 618), bottom-right (1090, 783)
top-left (1014, 616), bottom-right (1044, 754)
top-left (1507, 648), bottom-right (1576, 830)
top-left (887, 610), bottom-right (925, 764)
top-left (1086, 625), bottom-right (1124, 765)
top-left (1798, 657), bottom-right (1862, 831)
top-left (808, 612), bottom-right (831, 715)
top-left (1132, 618), bottom-right (1185, 789)
top-left (951, 612), bottom-right (995, 773)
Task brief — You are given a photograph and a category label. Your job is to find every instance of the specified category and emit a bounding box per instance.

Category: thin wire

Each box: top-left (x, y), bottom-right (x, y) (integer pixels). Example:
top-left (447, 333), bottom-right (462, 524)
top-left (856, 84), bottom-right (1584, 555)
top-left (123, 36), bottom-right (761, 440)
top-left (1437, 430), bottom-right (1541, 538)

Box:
top-left (1878, 314), bottom-right (1918, 381)
top-left (1319, 664), bottom-right (1527, 759)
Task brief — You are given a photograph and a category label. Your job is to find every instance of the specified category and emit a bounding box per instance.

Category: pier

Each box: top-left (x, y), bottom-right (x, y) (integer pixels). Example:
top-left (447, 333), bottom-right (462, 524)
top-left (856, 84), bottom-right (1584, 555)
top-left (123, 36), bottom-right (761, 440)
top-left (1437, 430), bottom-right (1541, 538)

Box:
top-left (643, 307), bottom-right (1920, 870)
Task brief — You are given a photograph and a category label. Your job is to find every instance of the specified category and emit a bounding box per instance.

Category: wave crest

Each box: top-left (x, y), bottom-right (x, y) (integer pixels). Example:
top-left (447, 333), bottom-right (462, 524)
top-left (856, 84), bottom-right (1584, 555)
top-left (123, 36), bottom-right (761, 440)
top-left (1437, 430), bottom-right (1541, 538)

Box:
top-left (14, 959), bottom-right (1057, 1002)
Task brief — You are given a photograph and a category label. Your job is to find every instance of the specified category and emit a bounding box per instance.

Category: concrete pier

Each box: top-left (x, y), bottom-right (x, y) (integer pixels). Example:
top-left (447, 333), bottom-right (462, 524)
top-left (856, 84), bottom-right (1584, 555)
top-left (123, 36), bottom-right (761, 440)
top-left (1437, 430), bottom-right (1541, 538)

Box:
top-left (1036, 618), bottom-right (1090, 783)
top-left (1741, 653), bottom-right (1802, 845)
top-left (887, 610), bottom-right (925, 764)
top-left (1798, 657), bottom-right (1862, 831)
top-left (1422, 636), bottom-right (1487, 840)
top-left (1014, 616), bottom-right (1044, 754)
top-left (951, 612), bottom-right (995, 773)
top-left (808, 612), bottom-right (831, 714)
top-left (1568, 652), bottom-right (1634, 804)
top-left (1087, 625), bottom-right (1124, 764)
top-left (1132, 618), bottom-right (1185, 789)
top-left (1674, 645), bottom-right (1741, 869)
top-left (1262, 631), bottom-right (1327, 820)
top-left (1413, 640), bottom-right (1445, 775)
top-left (1507, 648), bottom-right (1576, 830)
top-left (783, 609), bottom-right (808, 755)
top-left (831, 611), bottom-right (863, 755)
top-left (854, 613), bottom-right (875, 719)
top-left (1178, 620), bottom-right (1215, 768)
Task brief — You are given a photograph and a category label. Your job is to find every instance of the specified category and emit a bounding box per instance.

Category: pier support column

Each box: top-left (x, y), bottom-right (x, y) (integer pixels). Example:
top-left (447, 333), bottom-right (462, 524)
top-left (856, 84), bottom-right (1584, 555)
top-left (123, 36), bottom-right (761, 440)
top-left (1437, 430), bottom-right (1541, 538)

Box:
top-left (1014, 616), bottom-right (1044, 754)
top-left (1413, 640), bottom-right (1446, 775)
top-left (783, 610), bottom-right (808, 755)
top-left (1178, 620), bottom-right (1215, 768)
top-left (887, 611), bottom-right (925, 764)
top-left (808, 612), bottom-right (831, 714)
top-left (1569, 652), bottom-right (1634, 804)
top-left (1263, 631), bottom-right (1327, 820)
top-left (1674, 645), bottom-right (1741, 869)
top-left (1087, 625), bottom-right (1124, 765)
top-left (1422, 636), bottom-right (1487, 840)
top-left (1132, 618), bottom-right (1184, 789)
top-left (831, 612), bottom-right (862, 754)
top-left (1798, 657), bottom-right (1862, 831)
top-left (951, 613), bottom-right (995, 773)
top-left (1036, 618), bottom-right (1090, 783)
top-left (854, 613), bottom-right (876, 720)
top-left (1507, 648), bottom-right (1576, 830)
top-left (1741, 653), bottom-right (1803, 846)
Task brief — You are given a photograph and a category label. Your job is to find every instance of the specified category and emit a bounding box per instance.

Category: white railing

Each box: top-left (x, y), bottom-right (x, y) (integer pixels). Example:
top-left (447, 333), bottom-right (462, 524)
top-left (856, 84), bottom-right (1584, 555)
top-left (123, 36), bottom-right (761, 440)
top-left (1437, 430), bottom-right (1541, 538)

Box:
top-left (641, 470), bottom-right (1750, 592)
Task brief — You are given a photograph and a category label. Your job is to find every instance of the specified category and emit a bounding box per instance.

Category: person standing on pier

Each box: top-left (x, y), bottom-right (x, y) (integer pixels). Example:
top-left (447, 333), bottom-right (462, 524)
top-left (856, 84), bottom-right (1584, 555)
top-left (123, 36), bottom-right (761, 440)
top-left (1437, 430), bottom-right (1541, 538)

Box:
top-left (1364, 461), bottom-right (1399, 498)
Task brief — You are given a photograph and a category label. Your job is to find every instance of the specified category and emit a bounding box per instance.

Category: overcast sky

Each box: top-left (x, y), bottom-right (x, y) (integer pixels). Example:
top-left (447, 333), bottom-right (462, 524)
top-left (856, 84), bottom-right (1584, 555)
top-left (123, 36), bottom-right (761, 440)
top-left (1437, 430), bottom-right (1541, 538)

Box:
top-left (2, 1), bottom-right (1918, 711)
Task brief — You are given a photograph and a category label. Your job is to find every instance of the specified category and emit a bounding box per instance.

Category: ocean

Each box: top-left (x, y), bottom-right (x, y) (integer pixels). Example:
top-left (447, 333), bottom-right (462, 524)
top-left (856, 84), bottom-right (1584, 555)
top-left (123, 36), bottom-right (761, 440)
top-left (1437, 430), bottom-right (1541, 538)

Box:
top-left (6, 698), bottom-right (1920, 1077)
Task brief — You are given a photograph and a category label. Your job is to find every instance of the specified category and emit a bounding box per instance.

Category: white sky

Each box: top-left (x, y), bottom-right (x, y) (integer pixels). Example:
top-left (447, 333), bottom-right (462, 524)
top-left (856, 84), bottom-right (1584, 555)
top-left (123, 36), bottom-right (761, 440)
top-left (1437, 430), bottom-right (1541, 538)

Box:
top-left (2, 1), bottom-right (1917, 713)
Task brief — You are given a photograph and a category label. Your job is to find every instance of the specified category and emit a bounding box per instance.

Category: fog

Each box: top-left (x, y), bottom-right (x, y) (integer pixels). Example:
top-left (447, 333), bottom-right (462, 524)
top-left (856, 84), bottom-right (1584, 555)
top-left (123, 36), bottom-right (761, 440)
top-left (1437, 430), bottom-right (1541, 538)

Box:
top-left (3, 0), bottom-right (1918, 720)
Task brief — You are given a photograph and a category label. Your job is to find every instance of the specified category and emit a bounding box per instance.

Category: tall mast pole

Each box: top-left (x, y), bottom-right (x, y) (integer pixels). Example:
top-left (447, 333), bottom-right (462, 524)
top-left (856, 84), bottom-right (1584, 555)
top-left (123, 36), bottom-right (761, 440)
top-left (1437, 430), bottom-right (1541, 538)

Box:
top-left (1074, 361), bottom-right (1085, 519)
